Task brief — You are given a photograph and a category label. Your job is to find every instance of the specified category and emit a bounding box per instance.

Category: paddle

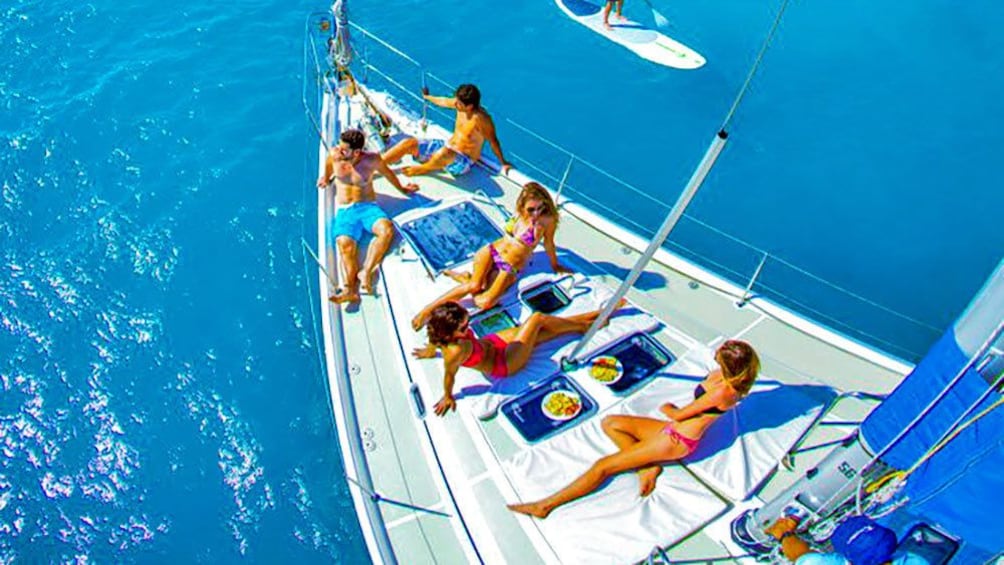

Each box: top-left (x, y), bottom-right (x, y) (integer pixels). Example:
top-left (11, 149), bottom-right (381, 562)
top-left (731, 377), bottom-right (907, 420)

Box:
top-left (640, 0), bottom-right (672, 29)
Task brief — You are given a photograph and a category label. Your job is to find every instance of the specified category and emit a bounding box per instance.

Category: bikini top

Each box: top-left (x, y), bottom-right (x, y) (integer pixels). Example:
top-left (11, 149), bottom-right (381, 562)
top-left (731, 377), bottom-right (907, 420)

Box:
top-left (505, 217), bottom-right (538, 247)
top-left (459, 329), bottom-right (485, 368)
top-left (693, 384), bottom-right (727, 415)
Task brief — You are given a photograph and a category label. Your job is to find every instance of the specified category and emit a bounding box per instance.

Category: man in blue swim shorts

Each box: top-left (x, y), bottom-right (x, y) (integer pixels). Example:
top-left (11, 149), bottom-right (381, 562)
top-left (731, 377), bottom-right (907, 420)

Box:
top-left (382, 83), bottom-right (513, 178)
top-left (317, 128), bottom-right (419, 304)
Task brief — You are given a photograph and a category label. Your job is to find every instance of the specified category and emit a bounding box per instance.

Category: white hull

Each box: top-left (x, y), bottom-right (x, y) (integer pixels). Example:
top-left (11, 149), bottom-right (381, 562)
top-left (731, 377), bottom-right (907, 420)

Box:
top-left (315, 81), bottom-right (910, 564)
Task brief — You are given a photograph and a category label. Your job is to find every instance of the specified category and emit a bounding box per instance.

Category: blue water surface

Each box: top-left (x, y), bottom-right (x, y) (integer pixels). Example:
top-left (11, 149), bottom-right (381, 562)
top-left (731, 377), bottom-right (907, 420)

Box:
top-left (2, 0), bottom-right (366, 562)
top-left (2, 0), bottom-right (1002, 562)
top-left (350, 0), bottom-right (1004, 359)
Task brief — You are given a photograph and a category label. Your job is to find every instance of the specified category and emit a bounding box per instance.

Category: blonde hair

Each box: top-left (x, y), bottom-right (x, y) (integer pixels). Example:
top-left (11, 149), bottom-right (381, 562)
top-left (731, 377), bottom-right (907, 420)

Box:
top-left (716, 339), bottom-right (760, 397)
top-left (515, 181), bottom-right (559, 226)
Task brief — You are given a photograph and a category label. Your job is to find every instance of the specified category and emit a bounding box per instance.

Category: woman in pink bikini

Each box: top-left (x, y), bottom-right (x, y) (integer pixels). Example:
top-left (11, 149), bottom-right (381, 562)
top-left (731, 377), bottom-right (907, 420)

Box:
top-left (508, 339), bottom-right (760, 519)
top-left (411, 182), bottom-right (569, 331)
top-left (413, 300), bottom-right (625, 416)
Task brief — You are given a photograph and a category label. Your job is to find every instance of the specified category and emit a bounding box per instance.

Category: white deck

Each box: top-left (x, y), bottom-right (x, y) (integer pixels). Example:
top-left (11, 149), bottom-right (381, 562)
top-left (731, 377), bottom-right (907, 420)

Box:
top-left (316, 89), bottom-right (910, 565)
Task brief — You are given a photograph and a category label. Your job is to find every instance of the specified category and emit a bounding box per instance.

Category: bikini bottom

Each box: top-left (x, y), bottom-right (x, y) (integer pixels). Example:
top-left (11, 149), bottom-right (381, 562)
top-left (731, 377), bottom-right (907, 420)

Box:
top-left (662, 425), bottom-right (698, 455)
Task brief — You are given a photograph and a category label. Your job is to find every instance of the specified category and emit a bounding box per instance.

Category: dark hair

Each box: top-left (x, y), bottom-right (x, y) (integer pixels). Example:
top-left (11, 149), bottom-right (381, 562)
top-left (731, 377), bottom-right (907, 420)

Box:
top-left (716, 339), bottom-right (760, 396)
top-left (454, 84), bottom-right (481, 109)
top-left (340, 129), bottom-right (365, 150)
top-left (426, 302), bottom-right (469, 346)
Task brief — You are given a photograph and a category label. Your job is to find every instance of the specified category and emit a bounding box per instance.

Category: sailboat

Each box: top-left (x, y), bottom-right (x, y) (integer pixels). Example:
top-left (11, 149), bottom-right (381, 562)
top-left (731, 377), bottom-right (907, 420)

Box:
top-left (303, 2), bottom-right (1003, 563)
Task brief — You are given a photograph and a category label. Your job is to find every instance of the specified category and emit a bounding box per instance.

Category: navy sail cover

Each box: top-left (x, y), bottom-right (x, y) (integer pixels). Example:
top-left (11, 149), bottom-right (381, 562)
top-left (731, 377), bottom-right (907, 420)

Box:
top-left (860, 263), bottom-right (1004, 556)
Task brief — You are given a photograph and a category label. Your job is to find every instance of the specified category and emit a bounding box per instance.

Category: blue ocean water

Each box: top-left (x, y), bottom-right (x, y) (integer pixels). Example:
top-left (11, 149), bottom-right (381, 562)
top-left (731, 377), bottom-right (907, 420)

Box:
top-left (2, 0), bottom-right (366, 561)
top-left (2, 0), bottom-right (1001, 563)
top-left (351, 0), bottom-right (1004, 359)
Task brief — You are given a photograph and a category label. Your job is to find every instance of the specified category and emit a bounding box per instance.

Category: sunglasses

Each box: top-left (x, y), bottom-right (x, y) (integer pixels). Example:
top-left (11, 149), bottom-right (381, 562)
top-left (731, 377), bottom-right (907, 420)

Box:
top-left (525, 205), bottom-right (546, 214)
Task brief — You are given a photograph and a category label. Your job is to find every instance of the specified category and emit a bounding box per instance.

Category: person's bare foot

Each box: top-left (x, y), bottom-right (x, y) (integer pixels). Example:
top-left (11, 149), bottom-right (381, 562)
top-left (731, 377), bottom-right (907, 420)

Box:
top-left (507, 501), bottom-right (551, 519)
top-left (603, 21), bottom-right (612, 30)
top-left (329, 287), bottom-right (360, 304)
top-left (637, 466), bottom-right (662, 497)
top-left (403, 165), bottom-right (427, 177)
top-left (359, 270), bottom-right (378, 295)
top-left (444, 270), bottom-right (471, 284)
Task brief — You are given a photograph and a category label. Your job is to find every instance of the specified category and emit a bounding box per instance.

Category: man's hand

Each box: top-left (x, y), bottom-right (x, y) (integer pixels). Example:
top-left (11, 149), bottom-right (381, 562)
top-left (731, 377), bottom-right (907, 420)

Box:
top-left (399, 182), bottom-right (420, 195)
top-left (412, 343), bottom-right (437, 359)
top-left (500, 162), bottom-right (513, 175)
top-left (434, 395), bottom-right (456, 416)
top-left (316, 175), bottom-right (329, 189)
top-left (765, 516), bottom-right (799, 541)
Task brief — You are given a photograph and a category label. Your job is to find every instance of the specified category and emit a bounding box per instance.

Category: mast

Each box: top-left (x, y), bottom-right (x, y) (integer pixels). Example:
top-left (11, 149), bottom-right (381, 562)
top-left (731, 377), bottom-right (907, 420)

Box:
top-left (564, 0), bottom-right (793, 366)
top-left (562, 132), bottom-right (727, 367)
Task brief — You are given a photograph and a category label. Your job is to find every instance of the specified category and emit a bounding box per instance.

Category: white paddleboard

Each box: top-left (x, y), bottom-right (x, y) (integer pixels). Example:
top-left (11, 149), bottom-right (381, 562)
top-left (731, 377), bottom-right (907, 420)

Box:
top-left (555, 0), bottom-right (705, 69)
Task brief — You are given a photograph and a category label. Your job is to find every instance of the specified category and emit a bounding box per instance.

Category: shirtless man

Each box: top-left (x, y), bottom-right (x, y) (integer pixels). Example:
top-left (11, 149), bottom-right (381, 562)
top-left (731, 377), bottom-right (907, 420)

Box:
top-left (317, 128), bottom-right (419, 304)
top-left (381, 83), bottom-right (512, 177)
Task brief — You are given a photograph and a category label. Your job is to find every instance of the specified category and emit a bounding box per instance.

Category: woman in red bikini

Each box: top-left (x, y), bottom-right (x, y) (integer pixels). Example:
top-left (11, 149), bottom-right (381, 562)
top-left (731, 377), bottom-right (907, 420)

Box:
top-left (411, 182), bottom-right (570, 331)
top-left (413, 300), bottom-right (625, 416)
top-left (508, 339), bottom-right (760, 519)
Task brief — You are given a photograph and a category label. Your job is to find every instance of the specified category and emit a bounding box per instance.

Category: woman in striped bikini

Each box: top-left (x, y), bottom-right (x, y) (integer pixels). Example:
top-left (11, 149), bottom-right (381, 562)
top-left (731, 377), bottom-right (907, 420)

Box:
top-left (410, 181), bottom-right (570, 331)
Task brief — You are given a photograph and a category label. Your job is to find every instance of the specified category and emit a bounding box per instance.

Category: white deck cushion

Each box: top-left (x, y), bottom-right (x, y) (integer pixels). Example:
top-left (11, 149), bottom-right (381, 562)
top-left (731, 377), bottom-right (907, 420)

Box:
top-left (623, 375), bottom-right (835, 501)
top-left (502, 417), bottom-right (728, 565)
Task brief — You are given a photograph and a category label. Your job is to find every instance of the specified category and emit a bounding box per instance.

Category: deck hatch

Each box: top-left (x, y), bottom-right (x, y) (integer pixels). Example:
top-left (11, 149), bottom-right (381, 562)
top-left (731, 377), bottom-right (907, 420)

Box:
top-left (500, 375), bottom-right (597, 443)
top-left (398, 201), bottom-right (503, 273)
top-left (585, 332), bottom-right (675, 394)
top-left (519, 275), bottom-right (590, 314)
top-left (469, 304), bottom-right (518, 338)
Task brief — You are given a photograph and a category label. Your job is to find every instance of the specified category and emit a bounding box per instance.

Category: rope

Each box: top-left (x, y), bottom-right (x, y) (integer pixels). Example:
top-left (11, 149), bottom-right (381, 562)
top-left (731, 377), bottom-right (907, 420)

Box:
top-left (860, 388), bottom-right (1004, 517)
top-left (331, 0), bottom-right (353, 69)
top-left (720, 0), bottom-right (792, 131)
top-left (903, 387), bottom-right (1004, 477)
top-left (343, 69), bottom-right (396, 136)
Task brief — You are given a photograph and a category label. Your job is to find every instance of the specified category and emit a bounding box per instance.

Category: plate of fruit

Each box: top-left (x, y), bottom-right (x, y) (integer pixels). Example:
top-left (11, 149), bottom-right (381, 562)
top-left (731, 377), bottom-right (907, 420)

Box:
top-left (541, 390), bottom-right (583, 421)
top-left (589, 355), bottom-right (624, 385)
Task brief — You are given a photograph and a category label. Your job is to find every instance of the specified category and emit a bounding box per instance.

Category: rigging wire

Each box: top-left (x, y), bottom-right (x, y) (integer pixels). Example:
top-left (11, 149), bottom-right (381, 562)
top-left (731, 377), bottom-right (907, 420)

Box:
top-left (720, 0), bottom-right (792, 132)
top-left (341, 17), bottom-right (939, 350)
top-left (860, 378), bottom-right (1004, 517)
top-left (565, 0), bottom-right (793, 364)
